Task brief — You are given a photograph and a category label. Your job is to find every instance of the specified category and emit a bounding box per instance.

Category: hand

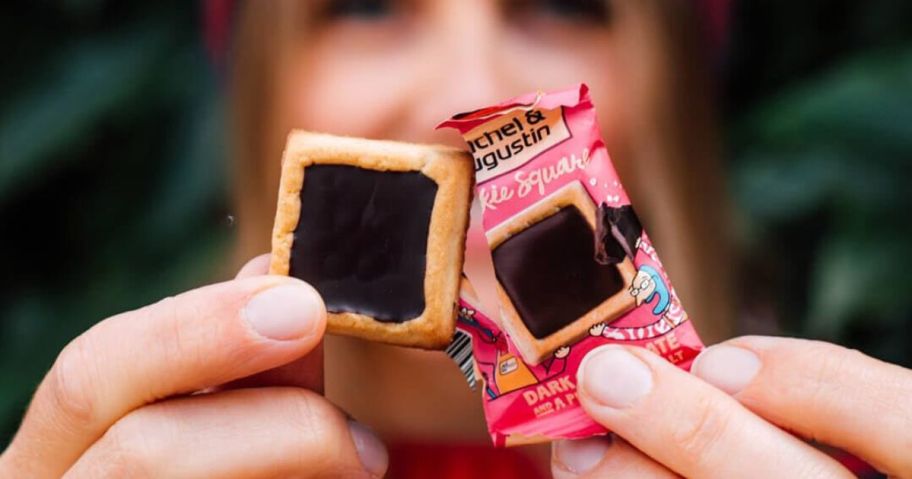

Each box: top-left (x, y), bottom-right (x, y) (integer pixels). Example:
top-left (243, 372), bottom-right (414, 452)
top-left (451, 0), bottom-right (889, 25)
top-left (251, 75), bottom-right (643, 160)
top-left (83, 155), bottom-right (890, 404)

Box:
top-left (589, 323), bottom-right (606, 337)
top-left (554, 346), bottom-right (571, 359)
top-left (551, 336), bottom-right (912, 478)
top-left (0, 255), bottom-right (389, 478)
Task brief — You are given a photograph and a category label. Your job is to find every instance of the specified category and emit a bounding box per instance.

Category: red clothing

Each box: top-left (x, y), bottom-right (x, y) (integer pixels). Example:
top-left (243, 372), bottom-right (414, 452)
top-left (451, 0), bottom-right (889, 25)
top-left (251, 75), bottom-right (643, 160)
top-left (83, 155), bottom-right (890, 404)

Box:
top-left (387, 443), bottom-right (545, 479)
top-left (386, 442), bottom-right (882, 479)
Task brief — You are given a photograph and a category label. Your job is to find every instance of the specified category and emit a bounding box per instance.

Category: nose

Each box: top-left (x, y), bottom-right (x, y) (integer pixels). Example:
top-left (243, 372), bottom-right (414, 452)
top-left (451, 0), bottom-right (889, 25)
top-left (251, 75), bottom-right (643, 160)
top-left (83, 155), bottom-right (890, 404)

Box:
top-left (396, 0), bottom-right (513, 147)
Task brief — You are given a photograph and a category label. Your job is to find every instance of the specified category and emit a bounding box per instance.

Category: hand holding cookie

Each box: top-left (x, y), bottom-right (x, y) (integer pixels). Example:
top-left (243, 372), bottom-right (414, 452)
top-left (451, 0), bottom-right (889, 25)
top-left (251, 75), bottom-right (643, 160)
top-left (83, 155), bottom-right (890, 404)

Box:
top-left (0, 255), bottom-right (388, 479)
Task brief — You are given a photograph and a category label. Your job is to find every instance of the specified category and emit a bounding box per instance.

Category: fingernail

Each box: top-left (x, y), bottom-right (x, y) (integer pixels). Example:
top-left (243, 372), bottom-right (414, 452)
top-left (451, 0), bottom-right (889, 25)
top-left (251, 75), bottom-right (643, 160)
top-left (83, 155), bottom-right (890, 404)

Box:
top-left (553, 436), bottom-right (612, 475)
top-left (244, 283), bottom-right (324, 340)
top-left (692, 345), bottom-right (761, 395)
top-left (348, 420), bottom-right (389, 478)
top-left (580, 346), bottom-right (653, 408)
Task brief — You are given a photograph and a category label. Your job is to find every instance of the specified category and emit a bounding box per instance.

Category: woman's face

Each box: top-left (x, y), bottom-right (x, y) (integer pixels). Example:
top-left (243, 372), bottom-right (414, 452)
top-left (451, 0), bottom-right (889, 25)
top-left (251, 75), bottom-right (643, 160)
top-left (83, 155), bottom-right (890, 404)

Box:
top-left (254, 0), bottom-right (730, 345)
top-left (274, 0), bottom-right (662, 160)
top-left (244, 1), bottom-right (730, 431)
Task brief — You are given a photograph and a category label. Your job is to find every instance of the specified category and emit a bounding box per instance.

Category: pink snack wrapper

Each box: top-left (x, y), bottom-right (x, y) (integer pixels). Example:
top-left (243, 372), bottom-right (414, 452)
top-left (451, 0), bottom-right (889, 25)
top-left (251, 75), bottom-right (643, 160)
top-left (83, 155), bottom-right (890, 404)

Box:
top-left (438, 84), bottom-right (704, 446)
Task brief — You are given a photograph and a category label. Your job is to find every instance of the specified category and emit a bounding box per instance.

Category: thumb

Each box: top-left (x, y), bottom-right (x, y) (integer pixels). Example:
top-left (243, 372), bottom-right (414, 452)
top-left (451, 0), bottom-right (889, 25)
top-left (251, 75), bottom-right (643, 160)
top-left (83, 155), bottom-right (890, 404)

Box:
top-left (236, 253), bottom-right (273, 279)
top-left (224, 254), bottom-right (325, 393)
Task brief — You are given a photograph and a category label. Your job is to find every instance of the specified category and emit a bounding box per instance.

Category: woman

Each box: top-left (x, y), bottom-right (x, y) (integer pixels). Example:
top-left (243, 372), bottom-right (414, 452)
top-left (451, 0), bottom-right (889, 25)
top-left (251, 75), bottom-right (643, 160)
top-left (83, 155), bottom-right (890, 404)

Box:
top-left (2, 1), bottom-right (910, 477)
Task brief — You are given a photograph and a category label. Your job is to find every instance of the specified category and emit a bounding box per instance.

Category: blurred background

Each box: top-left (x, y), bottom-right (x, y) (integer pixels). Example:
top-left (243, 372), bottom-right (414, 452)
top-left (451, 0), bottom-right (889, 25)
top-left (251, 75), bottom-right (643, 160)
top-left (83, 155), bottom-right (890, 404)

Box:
top-left (1, 0), bottom-right (910, 447)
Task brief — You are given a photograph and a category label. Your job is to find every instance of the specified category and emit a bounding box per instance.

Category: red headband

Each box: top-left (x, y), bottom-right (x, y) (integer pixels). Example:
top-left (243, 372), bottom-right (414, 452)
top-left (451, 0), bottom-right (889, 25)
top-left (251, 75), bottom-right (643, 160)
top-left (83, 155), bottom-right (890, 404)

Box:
top-left (693, 0), bottom-right (732, 55)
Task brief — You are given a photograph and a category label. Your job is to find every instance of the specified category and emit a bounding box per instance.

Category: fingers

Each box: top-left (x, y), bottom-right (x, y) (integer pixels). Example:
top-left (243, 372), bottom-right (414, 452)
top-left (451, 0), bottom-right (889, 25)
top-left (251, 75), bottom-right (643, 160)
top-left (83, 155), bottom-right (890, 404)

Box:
top-left (552, 435), bottom-right (678, 478)
top-left (4, 274), bottom-right (326, 478)
top-left (222, 345), bottom-right (325, 393)
top-left (576, 345), bottom-right (853, 479)
top-left (63, 387), bottom-right (387, 479)
top-left (236, 253), bottom-right (272, 279)
top-left (692, 336), bottom-right (912, 476)
top-left (229, 253), bottom-right (324, 392)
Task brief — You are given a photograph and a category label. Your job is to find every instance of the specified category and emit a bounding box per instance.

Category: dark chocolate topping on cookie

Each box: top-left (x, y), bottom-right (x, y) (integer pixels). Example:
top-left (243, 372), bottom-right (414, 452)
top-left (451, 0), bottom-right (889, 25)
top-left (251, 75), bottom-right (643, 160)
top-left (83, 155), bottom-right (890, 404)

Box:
top-left (290, 164), bottom-right (438, 322)
top-left (594, 221), bottom-right (627, 265)
top-left (595, 203), bottom-right (643, 265)
top-left (493, 207), bottom-right (625, 339)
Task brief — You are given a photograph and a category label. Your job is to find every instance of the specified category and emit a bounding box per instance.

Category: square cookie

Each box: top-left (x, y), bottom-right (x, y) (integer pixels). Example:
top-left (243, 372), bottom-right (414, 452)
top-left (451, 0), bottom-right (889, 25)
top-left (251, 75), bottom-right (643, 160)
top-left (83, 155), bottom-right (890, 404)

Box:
top-left (270, 131), bottom-right (474, 349)
top-left (488, 182), bottom-right (637, 364)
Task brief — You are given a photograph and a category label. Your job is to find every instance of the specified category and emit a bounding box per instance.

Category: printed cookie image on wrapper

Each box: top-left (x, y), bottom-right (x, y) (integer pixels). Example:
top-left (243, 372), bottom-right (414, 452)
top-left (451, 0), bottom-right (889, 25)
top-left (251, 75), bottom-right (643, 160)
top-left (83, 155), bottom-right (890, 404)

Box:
top-left (489, 182), bottom-right (637, 365)
top-left (439, 84), bottom-right (704, 445)
top-left (269, 131), bottom-right (474, 349)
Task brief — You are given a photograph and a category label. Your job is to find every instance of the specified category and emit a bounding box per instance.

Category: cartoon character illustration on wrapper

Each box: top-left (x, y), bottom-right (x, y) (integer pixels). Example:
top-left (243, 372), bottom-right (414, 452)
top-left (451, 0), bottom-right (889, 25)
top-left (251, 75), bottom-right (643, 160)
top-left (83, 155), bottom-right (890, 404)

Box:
top-left (489, 351), bottom-right (538, 396)
top-left (459, 306), bottom-right (506, 349)
top-left (460, 306), bottom-right (571, 398)
top-left (458, 305), bottom-right (535, 397)
top-left (629, 265), bottom-right (670, 316)
top-left (481, 346), bottom-right (573, 398)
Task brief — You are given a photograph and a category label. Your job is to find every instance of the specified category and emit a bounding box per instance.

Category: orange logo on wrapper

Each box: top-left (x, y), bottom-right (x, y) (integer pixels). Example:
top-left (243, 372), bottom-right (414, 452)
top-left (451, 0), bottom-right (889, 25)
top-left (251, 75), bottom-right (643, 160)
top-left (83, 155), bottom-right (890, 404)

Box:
top-left (465, 107), bottom-right (571, 182)
top-left (493, 352), bottom-right (537, 394)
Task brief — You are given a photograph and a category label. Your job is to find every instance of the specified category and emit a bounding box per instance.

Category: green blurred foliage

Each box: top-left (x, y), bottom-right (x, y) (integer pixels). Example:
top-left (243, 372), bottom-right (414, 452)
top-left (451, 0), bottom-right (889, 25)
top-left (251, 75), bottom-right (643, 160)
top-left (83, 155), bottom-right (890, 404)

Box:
top-left (1, 0), bottom-right (910, 449)
top-left (726, 0), bottom-right (912, 366)
top-left (0, 1), bottom-right (231, 443)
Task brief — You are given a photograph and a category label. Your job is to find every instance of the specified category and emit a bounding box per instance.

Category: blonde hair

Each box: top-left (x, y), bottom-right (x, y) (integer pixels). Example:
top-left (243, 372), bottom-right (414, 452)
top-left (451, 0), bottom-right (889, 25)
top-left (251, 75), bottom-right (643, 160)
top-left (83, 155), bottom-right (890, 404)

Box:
top-left (229, 0), bottom-right (735, 342)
